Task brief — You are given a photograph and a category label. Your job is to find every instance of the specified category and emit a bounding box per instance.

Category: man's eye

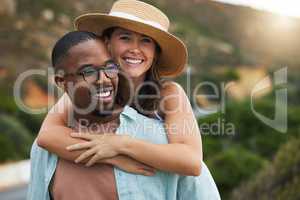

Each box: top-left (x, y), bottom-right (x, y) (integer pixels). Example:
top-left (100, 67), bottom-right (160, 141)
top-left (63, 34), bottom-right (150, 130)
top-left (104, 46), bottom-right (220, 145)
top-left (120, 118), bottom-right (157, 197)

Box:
top-left (106, 67), bottom-right (118, 72)
top-left (82, 70), bottom-right (96, 76)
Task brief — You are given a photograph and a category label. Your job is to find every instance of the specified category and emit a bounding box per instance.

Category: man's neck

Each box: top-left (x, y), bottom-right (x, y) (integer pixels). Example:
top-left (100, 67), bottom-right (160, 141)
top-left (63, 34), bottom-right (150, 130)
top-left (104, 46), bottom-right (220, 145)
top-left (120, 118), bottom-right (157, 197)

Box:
top-left (69, 104), bottom-right (124, 132)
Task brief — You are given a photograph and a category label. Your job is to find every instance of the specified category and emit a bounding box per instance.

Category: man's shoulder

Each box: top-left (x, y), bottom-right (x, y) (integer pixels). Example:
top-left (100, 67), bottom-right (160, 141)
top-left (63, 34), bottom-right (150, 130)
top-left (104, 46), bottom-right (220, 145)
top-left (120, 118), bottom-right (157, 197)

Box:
top-left (120, 107), bottom-right (167, 144)
top-left (30, 139), bottom-right (57, 164)
top-left (122, 106), bottom-right (163, 125)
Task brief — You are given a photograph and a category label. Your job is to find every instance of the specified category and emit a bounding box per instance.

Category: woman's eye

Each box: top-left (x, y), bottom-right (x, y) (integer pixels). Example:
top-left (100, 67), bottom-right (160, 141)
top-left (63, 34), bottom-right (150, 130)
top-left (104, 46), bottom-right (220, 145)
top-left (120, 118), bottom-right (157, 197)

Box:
top-left (119, 35), bottom-right (130, 40)
top-left (142, 37), bottom-right (153, 43)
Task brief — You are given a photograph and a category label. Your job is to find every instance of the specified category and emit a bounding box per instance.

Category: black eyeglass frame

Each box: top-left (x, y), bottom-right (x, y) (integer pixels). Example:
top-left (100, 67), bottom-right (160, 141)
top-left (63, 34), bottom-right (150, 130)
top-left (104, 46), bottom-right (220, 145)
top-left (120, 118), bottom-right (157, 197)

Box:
top-left (60, 60), bottom-right (120, 83)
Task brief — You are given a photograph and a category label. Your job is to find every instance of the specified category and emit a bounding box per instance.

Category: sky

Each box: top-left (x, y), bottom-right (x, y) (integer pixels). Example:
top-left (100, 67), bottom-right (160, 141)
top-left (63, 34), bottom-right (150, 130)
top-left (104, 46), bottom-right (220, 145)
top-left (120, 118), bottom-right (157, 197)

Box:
top-left (213, 0), bottom-right (300, 18)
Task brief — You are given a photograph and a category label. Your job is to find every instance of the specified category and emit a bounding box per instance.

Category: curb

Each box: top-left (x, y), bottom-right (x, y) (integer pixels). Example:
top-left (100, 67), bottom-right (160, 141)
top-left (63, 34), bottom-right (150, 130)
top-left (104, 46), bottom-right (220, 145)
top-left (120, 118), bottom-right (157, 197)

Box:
top-left (0, 160), bottom-right (30, 192)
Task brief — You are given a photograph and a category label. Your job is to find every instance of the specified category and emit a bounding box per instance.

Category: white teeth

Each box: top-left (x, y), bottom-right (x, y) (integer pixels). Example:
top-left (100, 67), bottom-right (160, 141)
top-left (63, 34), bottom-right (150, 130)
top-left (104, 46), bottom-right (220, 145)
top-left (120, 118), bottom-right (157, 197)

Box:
top-left (125, 58), bottom-right (143, 64)
top-left (96, 91), bottom-right (111, 98)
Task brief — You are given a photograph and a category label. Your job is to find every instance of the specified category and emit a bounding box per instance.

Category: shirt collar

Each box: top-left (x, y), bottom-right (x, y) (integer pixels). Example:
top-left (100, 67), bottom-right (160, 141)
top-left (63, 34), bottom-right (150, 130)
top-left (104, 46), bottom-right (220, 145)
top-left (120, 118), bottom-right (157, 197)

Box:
top-left (121, 106), bottom-right (138, 121)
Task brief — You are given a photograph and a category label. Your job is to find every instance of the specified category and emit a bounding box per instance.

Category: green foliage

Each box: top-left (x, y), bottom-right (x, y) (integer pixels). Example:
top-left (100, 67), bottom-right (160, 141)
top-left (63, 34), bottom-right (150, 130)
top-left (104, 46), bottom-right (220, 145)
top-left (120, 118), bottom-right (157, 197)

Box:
top-left (0, 79), bottom-right (46, 137)
top-left (0, 115), bottom-right (33, 162)
top-left (0, 134), bottom-right (18, 162)
top-left (207, 145), bottom-right (267, 198)
top-left (0, 85), bottom-right (44, 163)
top-left (231, 138), bottom-right (300, 200)
top-left (16, 112), bottom-right (45, 136)
top-left (224, 68), bottom-right (239, 81)
top-left (0, 79), bottom-right (19, 114)
top-left (288, 106), bottom-right (300, 138)
top-left (0, 90), bottom-right (18, 114)
top-left (225, 98), bottom-right (288, 158)
top-left (200, 93), bottom-right (300, 198)
top-left (201, 98), bottom-right (287, 158)
top-left (202, 136), bottom-right (224, 158)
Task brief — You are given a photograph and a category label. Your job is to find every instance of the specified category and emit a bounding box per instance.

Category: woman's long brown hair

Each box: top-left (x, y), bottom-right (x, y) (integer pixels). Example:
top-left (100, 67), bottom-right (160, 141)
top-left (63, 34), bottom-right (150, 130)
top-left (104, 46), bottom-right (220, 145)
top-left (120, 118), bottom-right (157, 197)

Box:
top-left (102, 27), bottom-right (163, 118)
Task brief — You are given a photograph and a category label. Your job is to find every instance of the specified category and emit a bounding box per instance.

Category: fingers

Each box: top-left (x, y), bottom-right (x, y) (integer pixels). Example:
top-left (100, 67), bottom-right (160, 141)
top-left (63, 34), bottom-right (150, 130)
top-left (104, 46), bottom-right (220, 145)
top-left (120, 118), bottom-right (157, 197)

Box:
top-left (132, 162), bottom-right (156, 176)
top-left (86, 153), bottom-right (102, 167)
top-left (75, 148), bottom-right (97, 163)
top-left (134, 168), bottom-right (155, 176)
top-left (136, 163), bottom-right (156, 176)
top-left (141, 170), bottom-right (155, 176)
top-left (138, 163), bottom-right (155, 171)
top-left (70, 132), bottom-right (95, 140)
top-left (116, 164), bottom-right (155, 176)
top-left (142, 168), bottom-right (156, 176)
top-left (66, 141), bottom-right (95, 151)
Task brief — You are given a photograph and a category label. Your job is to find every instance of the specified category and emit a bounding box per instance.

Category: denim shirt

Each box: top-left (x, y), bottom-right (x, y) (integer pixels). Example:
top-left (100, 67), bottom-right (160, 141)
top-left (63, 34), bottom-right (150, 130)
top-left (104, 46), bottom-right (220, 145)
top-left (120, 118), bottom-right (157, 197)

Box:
top-left (27, 106), bottom-right (220, 200)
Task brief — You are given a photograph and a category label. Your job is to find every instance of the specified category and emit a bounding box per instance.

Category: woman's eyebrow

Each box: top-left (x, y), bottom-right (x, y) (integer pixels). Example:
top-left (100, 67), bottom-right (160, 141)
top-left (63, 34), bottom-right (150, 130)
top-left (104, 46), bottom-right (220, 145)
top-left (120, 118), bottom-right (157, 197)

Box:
top-left (141, 34), bottom-right (150, 37)
top-left (118, 30), bottom-right (131, 35)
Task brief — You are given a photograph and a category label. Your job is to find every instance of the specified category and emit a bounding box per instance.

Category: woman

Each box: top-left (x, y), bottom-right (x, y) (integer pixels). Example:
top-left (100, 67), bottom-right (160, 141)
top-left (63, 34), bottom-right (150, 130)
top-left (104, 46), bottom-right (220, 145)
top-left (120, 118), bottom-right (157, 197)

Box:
top-left (38, 0), bottom-right (202, 176)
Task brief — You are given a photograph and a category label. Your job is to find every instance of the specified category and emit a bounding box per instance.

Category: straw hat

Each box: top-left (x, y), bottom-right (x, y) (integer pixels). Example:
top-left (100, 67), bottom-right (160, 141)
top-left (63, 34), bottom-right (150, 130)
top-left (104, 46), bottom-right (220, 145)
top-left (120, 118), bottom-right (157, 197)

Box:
top-left (74, 0), bottom-right (187, 77)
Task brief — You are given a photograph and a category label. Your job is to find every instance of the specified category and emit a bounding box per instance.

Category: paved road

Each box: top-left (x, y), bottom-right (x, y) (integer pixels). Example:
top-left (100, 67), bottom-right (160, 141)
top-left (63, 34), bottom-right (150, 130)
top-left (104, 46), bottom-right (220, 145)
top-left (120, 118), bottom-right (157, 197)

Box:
top-left (0, 185), bottom-right (27, 200)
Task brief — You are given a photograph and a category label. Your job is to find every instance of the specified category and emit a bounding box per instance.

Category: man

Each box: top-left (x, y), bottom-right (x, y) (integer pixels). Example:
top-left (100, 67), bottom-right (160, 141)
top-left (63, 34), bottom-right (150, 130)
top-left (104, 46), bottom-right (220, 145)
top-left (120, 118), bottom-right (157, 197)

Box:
top-left (27, 31), bottom-right (220, 200)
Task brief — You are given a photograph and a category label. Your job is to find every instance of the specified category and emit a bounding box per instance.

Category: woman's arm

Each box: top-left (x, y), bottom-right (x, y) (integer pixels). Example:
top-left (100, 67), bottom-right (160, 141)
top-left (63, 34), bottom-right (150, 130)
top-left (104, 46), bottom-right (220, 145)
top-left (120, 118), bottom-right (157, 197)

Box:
top-left (68, 82), bottom-right (202, 176)
top-left (37, 93), bottom-right (86, 160)
top-left (118, 82), bottom-right (202, 176)
top-left (37, 93), bottom-right (156, 176)
top-left (160, 81), bottom-right (202, 174)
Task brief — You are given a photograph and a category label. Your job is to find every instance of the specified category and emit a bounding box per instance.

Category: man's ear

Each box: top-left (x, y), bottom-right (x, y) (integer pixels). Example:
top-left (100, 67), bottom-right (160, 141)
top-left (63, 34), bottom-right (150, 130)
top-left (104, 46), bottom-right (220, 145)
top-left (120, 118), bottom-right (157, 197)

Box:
top-left (105, 38), bottom-right (112, 53)
top-left (54, 75), bottom-right (65, 89)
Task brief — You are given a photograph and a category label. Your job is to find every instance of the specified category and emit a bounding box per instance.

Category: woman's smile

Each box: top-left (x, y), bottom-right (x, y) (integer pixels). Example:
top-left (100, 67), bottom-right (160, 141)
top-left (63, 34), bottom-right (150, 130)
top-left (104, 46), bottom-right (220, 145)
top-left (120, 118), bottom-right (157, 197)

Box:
top-left (121, 55), bottom-right (145, 68)
top-left (123, 57), bottom-right (144, 65)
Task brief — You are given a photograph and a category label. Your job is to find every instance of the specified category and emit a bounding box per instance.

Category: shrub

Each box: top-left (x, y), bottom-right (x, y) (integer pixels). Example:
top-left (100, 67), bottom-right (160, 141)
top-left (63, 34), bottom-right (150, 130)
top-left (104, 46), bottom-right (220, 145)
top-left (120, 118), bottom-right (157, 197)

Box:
top-left (207, 145), bottom-right (267, 198)
top-left (16, 111), bottom-right (45, 137)
top-left (0, 115), bottom-right (33, 162)
top-left (231, 137), bottom-right (300, 200)
top-left (198, 95), bottom-right (300, 198)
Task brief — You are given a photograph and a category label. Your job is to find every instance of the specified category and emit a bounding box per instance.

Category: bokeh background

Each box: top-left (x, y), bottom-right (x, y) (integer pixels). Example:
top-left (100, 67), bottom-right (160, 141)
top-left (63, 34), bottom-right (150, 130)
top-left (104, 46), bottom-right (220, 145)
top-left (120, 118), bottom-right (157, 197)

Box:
top-left (0, 0), bottom-right (299, 199)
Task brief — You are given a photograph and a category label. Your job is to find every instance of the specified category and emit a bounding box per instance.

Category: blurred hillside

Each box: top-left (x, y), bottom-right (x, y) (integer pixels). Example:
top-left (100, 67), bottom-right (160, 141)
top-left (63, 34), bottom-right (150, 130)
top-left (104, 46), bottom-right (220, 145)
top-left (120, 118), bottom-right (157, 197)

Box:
top-left (1, 0), bottom-right (300, 74)
top-left (0, 0), bottom-right (299, 199)
top-left (1, 0), bottom-right (299, 102)
top-left (154, 0), bottom-right (300, 70)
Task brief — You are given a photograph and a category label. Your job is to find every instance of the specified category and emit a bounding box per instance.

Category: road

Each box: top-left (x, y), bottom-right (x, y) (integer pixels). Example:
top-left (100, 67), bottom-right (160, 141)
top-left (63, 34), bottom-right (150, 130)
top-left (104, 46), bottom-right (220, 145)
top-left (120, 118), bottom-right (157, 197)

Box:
top-left (0, 185), bottom-right (27, 200)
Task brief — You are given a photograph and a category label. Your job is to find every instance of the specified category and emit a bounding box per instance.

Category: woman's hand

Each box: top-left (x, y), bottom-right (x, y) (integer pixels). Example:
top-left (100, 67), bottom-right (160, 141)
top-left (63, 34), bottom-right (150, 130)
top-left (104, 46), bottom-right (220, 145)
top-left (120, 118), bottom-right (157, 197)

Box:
top-left (66, 132), bottom-right (130, 167)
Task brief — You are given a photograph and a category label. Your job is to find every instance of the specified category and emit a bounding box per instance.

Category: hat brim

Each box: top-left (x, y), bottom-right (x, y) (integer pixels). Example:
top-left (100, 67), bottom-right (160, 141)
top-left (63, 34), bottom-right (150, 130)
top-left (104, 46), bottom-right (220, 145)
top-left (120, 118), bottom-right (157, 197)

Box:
top-left (74, 13), bottom-right (187, 77)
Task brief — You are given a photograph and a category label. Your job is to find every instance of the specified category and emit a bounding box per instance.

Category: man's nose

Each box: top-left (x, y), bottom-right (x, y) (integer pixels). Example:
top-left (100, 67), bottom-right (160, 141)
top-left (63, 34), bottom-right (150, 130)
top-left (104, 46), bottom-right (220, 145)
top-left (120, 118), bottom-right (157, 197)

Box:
top-left (95, 71), bottom-right (110, 85)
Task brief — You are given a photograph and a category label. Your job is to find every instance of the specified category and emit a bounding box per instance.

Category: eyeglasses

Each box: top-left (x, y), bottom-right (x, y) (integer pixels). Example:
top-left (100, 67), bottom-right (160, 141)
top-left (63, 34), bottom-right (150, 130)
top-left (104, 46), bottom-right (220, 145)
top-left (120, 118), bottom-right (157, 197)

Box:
top-left (62, 60), bottom-right (119, 83)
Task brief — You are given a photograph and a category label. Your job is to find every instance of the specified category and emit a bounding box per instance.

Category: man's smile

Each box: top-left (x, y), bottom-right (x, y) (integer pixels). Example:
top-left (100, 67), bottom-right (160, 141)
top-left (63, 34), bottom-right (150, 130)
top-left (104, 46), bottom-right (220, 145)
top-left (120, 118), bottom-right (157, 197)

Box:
top-left (92, 86), bottom-right (114, 103)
